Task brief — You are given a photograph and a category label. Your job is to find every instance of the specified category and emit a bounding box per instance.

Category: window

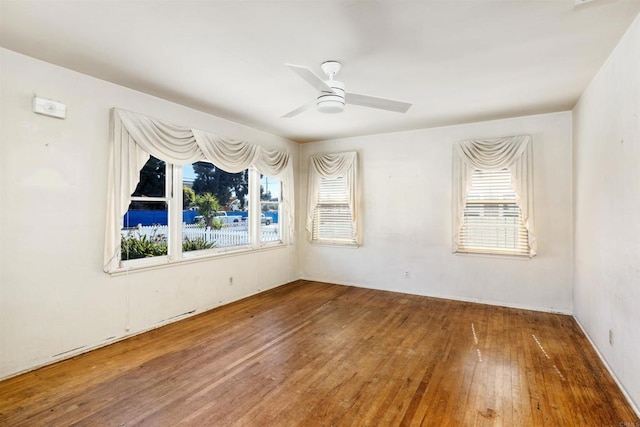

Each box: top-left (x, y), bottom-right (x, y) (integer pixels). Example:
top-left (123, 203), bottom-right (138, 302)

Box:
top-left (452, 135), bottom-right (535, 257)
top-left (306, 152), bottom-right (359, 246)
top-left (459, 168), bottom-right (530, 256)
top-left (120, 158), bottom-right (258, 265)
top-left (312, 177), bottom-right (355, 244)
top-left (182, 162), bottom-right (250, 253)
top-left (121, 157), bottom-right (170, 261)
top-left (260, 176), bottom-right (283, 244)
top-left (104, 108), bottom-right (294, 273)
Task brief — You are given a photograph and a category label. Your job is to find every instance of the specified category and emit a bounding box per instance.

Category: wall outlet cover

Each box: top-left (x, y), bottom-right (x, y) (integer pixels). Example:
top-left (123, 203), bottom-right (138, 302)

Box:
top-left (33, 97), bottom-right (66, 119)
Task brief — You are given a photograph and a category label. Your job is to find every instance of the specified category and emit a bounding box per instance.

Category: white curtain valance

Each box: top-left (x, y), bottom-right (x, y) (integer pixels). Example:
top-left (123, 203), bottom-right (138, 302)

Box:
top-left (115, 109), bottom-right (202, 165)
top-left (452, 135), bottom-right (536, 256)
top-left (104, 108), bottom-right (294, 272)
top-left (306, 151), bottom-right (359, 243)
top-left (454, 135), bottom-right (530, 171)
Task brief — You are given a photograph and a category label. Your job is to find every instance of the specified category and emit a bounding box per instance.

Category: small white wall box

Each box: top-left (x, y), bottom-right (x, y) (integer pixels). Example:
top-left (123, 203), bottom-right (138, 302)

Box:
top-left (33, 97), bottom-right (66, 119)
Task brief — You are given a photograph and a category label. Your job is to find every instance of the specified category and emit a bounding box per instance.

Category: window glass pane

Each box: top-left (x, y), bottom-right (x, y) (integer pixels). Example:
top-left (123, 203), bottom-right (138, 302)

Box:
top-left (261, 176), bottom-right (282, 243)
top-left (182, 162), bottom-right (249, 252)
top-left (121, 201), bottom-right (168, 260)
top-left (131, 156), bottom-right (166, 198)
top-left (313, 204), bottom-right (354, 241)
top-left (190, 162), bottom-right (249, 211)
top-left (312, 177), bottom-right (355, 244)
top-left (460, 168), bottom-right (529, 255)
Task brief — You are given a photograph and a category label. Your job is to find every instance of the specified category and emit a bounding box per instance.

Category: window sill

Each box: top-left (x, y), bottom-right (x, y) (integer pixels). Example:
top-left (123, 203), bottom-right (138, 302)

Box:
top-left (309, 240), bottom-right (360, 248)
top-left (182, 244), bottom-right (253, 260)
top-left (453, 250), bottom-right (533, 261)
top-left (260, 240), bottom-right (285, 249)
top-left (109, 243), bottom-right (288, 276)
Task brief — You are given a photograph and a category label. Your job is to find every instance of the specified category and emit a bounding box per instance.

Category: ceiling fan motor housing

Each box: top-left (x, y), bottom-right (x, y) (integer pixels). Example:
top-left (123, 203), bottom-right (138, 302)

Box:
top-left (317, 80), bottom-right (345, 113)
top-left (282, 60), bottom-right (411, 118)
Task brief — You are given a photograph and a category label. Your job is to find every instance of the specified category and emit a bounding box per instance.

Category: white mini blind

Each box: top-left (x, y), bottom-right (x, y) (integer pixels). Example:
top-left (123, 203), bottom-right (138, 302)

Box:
top-left (460, 168), bottom-right (530, 256)
top-left (312, 177), bottom-right (355, 243)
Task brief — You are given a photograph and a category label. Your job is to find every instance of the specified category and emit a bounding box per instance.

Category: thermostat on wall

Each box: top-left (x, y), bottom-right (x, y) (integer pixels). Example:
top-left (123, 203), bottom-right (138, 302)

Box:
top-left (33, 97), bottom-right (66, 119)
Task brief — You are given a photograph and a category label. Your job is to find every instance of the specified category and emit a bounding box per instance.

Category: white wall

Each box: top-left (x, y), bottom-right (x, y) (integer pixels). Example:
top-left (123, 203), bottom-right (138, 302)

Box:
top-left (300, 112), bottom-right (573, 313)
top-left (572, 15), bottom-right (640, 412)
top-left (0, 49), bottom-right (300, 379)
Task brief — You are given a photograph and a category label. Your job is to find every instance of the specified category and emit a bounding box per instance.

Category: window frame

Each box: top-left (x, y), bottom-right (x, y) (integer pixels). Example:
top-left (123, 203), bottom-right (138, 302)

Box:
top-left (305, 151), bottom-right (360, 248)
top-left (181, 162), bottom-right (253, 258)
top-left (119, 163), bottom-right (286, 272)
top-left (452, 135), bottom-right (535, 259)
top-left (457, 168), bottom-right (530, 257)
top-left (311, 176), bottom-right (357, 246)
top-left (104, 108), bottom-right (295, 274)
top-left (260, 177), bottom-right (284, 246)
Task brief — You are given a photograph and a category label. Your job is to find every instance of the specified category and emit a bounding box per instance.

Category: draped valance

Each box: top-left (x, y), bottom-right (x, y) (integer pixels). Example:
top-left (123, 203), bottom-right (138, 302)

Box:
top-left (306, 151), bottom-right (359, 243)
top-left (104, 108), bottom-right (294, 272)
top-left (452, 135), bottom-right (536, 256)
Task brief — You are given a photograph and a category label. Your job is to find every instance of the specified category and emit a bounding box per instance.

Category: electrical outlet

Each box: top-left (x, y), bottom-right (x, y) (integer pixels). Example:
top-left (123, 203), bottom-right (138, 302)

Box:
top-left (609, 329), bottom-right (614, 346)
top-left (404, 271), bottom-right (410, 279)
top-left (229, 276), bottom-right (233, 286)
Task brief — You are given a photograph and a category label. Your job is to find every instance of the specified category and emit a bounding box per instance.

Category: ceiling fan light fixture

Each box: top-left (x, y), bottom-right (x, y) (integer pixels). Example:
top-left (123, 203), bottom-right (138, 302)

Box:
top-left (317, 98), bottom-right (344, 113)
top-left (282, 61), bottom-right (412, 118)
top-left (317, 80), bottom-right (345, 113)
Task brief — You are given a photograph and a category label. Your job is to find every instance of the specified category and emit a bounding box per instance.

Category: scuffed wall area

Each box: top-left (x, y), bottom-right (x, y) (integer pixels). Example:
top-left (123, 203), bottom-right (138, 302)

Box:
top-left (0, 49), bottom-right (300, 379)
top-left (572, 15), bottom-right (640, 413)
top-left (300, 112), bottom-right (573, 313)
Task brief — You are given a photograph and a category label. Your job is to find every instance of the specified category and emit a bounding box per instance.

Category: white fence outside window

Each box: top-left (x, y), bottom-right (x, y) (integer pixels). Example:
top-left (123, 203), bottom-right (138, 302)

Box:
top-left (122, 223), bottom-right (280, 248)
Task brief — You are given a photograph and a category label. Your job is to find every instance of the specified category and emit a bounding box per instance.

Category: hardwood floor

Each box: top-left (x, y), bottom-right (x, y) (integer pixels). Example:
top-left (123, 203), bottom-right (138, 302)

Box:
top-left (0, 280), bottom-right (637, 426)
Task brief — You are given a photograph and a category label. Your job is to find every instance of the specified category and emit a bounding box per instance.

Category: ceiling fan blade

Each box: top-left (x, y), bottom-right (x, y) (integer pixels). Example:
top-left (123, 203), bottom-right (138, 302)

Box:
top-left (286, 64), bottom-right (335, 94)
top-left (345, 92), bottom-right (412, 113)
top-left (281, 99), bottom-right (316, 118)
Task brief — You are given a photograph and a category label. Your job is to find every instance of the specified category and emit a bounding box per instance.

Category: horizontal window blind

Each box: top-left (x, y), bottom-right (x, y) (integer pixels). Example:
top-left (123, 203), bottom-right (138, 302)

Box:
top-left (312, 177), bottom-right (355, 244)
top-left (460, 168), bottom-right (529, 256)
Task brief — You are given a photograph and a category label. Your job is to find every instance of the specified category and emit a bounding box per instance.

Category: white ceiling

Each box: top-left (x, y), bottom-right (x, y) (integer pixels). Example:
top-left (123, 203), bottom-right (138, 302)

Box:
top-left (2, 1), bottom-right (639, 143)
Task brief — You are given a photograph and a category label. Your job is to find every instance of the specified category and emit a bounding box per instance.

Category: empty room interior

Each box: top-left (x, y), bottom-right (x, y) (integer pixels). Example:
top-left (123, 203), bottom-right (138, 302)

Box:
top-left (1, 1), bottom-right (639, 425)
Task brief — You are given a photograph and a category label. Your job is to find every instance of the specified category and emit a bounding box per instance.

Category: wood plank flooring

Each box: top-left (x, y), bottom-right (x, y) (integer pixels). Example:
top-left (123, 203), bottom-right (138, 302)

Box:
top-left (0, 280), bottom-right (637, 426)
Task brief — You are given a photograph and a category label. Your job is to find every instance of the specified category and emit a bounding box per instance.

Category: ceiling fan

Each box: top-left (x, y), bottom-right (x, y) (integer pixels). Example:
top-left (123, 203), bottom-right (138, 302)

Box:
top-left (282, 60), bottom-right (412, 118)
